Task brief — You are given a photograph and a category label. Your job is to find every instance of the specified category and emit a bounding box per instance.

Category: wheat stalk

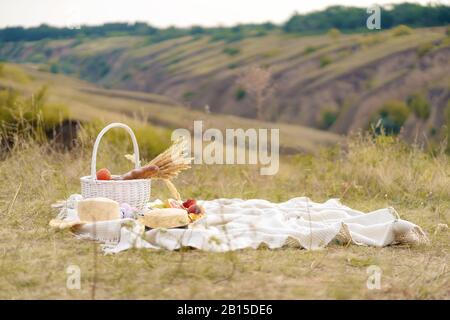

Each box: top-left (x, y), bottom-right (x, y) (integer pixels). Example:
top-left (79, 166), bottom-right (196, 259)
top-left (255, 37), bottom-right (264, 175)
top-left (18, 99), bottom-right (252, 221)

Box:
top-left (124, 137), bottom-right (192, 199)
top-left (125, 137), bottom-right (192, 180)
top-left (147, 137), bottom-right (192, 180)
top-left (164, 179), bottom-right (181, 201)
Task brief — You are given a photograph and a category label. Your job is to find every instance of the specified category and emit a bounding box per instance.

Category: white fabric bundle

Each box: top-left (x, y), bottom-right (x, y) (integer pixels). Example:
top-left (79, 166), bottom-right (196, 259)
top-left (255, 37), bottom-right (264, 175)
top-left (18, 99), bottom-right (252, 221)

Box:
top-left (54, 196), bottom-right (428, 254)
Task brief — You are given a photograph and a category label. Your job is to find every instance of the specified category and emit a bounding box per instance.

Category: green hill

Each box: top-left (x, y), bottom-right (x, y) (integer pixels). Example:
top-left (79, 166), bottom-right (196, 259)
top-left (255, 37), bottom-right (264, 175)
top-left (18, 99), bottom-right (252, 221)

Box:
top-left (1, 26), bottom-right (449, 146)
top-left (0, 63), bottom-right (341, 153)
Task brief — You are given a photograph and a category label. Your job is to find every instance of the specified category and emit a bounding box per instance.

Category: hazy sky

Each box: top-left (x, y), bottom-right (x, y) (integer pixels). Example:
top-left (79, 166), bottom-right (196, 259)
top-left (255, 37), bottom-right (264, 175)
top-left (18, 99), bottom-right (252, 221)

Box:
top-left (0, 0), bottom-right (446, 28)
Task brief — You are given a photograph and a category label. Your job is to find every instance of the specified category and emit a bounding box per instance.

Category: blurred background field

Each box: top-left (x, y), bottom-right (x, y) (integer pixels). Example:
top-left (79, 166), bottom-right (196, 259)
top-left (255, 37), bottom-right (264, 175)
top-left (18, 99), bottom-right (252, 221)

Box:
top-left (1, 4), bottom-right (450, 150)
top-left (0, 2), bottom-right (449, 299)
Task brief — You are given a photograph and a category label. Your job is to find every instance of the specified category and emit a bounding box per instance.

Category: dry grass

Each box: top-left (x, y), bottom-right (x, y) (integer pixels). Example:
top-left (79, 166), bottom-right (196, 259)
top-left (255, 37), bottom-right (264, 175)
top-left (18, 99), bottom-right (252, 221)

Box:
top-left (0, 133), bottom-right (448, 299)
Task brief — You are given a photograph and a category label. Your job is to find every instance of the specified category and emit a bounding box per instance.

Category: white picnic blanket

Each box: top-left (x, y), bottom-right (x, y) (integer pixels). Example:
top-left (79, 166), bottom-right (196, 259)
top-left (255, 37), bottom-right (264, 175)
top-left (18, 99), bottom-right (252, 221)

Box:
top-left (52, 196), bottom-right (428, 254)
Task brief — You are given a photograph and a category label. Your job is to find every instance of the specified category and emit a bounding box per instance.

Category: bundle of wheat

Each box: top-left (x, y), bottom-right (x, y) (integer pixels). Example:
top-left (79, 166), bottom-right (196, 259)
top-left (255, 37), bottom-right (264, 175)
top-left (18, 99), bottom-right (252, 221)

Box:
top-left (146, 137), bottom-right (193, 180)
top-left (125, 137), bottom-right (193, 200)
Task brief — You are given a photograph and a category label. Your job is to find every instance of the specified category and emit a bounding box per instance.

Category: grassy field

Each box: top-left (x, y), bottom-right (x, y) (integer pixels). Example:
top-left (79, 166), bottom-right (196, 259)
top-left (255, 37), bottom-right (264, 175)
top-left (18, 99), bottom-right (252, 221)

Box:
top-left (0, 132), bottom-right (448, 299)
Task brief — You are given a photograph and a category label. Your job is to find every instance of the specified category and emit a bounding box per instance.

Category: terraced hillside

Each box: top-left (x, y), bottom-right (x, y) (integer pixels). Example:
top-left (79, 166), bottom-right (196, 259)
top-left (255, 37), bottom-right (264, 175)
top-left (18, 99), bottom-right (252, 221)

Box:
top-left (0, 63), bottom-right (341, 153)
top-left (1, 26), bottom-right (450, 142)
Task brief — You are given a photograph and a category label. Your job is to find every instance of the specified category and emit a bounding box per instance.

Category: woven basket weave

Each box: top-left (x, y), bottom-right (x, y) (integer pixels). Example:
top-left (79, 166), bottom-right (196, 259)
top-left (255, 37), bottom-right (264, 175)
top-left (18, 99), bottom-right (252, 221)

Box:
top-left (80, 123), bottom-right (151, 210)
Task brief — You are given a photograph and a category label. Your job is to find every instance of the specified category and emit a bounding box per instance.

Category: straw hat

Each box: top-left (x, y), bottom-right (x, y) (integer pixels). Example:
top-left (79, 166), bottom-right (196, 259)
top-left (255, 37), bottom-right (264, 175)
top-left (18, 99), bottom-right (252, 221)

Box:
top-left (138, 208), bottom-right (190, 229)
top-left (49, 197), bottom-right (121, 230)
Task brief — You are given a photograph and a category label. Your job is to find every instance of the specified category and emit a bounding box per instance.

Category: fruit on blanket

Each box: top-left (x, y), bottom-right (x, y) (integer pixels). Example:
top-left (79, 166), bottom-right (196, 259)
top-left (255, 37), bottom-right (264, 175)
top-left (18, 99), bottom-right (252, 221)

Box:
top-left (96, 168), bottom-right (112, 180)
top-left (188, 213), bottom-right (203, 222)
top-left (182, 199), bottom-right (196, 209)
top-left (121, 164), bottom-right (159, 180)
top-left (150, 202), bottom-right (166, 209)
top-left (139, 208), bottom-right (190, 229)
top-left (187, 204), bottom-right (204, 214)
top-left (164, 198), bottom-right (184, 209)
top-left (149, 198), bottom-right (205, 223)
top-left (187, 204), bottom-right (205, 222)
top-left (77, 197), bottom-right (121, 222)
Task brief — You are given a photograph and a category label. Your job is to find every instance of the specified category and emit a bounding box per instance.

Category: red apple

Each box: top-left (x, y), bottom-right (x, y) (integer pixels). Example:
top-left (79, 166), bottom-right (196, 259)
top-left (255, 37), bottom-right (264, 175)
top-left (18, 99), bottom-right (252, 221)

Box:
top-left (187, 204), bottom-right (204, 215)
top-left (96, 168), bottom-right (112, 180)
top-left (182, 199), bottom-right (197, 209)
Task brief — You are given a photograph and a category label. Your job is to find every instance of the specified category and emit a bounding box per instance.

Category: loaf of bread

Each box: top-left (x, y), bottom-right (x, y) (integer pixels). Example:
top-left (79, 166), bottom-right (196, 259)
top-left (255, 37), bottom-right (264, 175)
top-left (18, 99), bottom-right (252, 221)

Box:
top-left (139, 208), bottom-right (190, 229)
top-left (77, 197), bottom-right (121, 222)
top-left (120, 164), bottom-right (159, 180)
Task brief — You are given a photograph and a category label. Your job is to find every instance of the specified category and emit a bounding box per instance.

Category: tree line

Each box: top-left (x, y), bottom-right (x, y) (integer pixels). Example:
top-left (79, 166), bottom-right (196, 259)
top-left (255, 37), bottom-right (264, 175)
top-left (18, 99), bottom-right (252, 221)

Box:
top-left (0, 3), bottom-right (449, 43)
top-left (284, 3), bottom-right (450, 33)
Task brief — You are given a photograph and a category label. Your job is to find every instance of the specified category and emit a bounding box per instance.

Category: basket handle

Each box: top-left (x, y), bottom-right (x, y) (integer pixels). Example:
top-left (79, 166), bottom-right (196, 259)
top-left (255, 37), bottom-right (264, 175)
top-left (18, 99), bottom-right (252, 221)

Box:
top-left (90, 123), bottom-right (141, 180)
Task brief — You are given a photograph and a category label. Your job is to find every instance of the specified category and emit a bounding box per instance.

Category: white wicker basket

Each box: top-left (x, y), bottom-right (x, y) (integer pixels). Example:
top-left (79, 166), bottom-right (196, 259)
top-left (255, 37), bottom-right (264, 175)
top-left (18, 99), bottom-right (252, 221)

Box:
top-left (80, 123), bottom-right (151, 210)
